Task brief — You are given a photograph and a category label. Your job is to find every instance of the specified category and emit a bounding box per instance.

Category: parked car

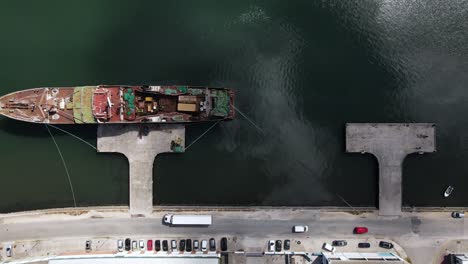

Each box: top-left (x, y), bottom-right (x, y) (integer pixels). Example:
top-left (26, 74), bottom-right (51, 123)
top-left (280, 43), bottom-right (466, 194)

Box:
top-left (293, 225), bottom-right (309, 233)
top-left (353, 227), bottom-right (368, 234)
top-left (155, 240), bottom-right (161, 251)
top-left (358, 242), bottom-right (371, 248)
top-left (132, 240), bottom-right (137, 250)
top-left (379, 241), bottom-right (394, 249)
top-left (186, 239), bottom-right (192, 252)
top-left (125, 238), bottom-right (131, 251)
top-left (201, 240), bottom-right (208, 252)
top-left (193, 240), bottom-right (199, 251)
top-left (268, 240), bottom-right (275, 252)
top-left (117, 239), bottom-right (124, 251)
top-left (162, 240), bottom-right (168, 251)
top-left (209, 238), bottom-right (216, 251)
top-left (5, 245), bottom-right (12, 257)
top-left (139, 240), bottom-right (145, 250)
top-left (284, 240), bottom-right (291, 250)
top-left (85, 240), bottom-right (92, 252)
top-left (322, 243), bottom-right (336, 252)
top-left (171, 240), bottom-right (177, 250)
top-left (147, 240), bottom-right (153, 251)
top-left (452, 211), bottom-right (465, 218)
top-left (179, 240), bottom-right (186, 251)
top-left (275, 240), bottom-right (282, 252)
top-left (220, 237), bottom-right (228, 251)
top-left (332, 240), bottom-right (347, 247)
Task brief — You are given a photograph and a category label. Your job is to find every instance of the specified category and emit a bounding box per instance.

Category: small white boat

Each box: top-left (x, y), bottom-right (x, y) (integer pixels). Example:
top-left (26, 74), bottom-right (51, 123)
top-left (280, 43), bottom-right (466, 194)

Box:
top-left (444, 186), bottom-right (454, 197)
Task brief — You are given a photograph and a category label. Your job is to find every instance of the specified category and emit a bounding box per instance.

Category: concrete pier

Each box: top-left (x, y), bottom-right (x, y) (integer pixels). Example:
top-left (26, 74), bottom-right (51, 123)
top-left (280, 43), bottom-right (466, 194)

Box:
top-left (346, 123), bottom-right (436, 216)
top-left (97, 124), bottom-right (185, 216)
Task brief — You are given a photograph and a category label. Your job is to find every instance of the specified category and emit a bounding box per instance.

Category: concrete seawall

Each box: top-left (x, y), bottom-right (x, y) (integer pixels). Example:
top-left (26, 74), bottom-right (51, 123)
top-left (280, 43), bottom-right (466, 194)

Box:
top-left (4, 205), bottom-right (468, 219)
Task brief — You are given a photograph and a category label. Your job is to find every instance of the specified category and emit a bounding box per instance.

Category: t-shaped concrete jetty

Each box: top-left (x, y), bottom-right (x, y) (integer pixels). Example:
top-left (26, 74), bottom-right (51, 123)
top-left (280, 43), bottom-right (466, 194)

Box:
top-left (346, 123), bottom-right (436, 216)
top-left (97, 124), bottom-right (185, 216)
top-left (96, 122), bottom-right (435, 217)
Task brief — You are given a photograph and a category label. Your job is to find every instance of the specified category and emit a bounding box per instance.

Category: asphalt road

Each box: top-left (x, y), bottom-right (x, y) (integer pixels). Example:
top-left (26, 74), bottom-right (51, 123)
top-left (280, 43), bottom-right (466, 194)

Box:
top-left (0, 211), bottom-right (464, 242)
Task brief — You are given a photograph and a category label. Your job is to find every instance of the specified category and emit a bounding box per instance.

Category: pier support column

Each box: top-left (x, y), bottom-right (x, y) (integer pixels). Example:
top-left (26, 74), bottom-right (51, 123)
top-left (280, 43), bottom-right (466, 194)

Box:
top-left (346, 123), bottom-right (436, 216)
top-left (97, 124), bottom-right (185, 216)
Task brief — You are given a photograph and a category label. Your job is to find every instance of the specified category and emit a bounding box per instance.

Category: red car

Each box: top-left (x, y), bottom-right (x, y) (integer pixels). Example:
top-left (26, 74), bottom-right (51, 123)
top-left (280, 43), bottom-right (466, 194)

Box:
top-left (354, 226), bottom-right (368, 234)
top-left (147, 240), bottom-right (153, 251)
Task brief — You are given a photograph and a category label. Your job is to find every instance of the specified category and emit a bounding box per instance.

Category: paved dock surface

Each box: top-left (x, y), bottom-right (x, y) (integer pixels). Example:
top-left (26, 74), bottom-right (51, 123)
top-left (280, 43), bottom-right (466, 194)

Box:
top-left (346, 123), bottom-right (436, 216)
top-left (97, 124), bottom-right (185, 216)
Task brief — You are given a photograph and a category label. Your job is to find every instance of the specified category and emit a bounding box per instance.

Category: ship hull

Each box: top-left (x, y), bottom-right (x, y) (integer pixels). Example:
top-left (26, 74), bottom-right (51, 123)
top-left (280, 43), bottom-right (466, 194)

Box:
top-left (0, 85), bottom-right (235, 124)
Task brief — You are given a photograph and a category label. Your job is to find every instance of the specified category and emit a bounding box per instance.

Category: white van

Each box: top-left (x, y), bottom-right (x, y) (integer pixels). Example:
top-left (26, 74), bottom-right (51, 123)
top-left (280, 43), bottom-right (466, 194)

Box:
top-left (293, 225), bottom-right (309, 233)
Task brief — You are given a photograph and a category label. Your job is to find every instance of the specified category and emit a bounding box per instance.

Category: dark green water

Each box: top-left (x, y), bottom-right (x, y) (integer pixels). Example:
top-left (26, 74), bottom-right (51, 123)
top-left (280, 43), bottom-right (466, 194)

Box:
top-left (1, 0), bottom-right (467, 212)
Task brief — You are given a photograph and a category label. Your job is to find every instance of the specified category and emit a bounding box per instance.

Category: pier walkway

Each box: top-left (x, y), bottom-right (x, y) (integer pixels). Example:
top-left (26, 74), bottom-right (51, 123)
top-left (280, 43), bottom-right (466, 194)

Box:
top-left (97, 124), bottom-right (185, 216)
top-left (346, 123), bottom-right (436, 216)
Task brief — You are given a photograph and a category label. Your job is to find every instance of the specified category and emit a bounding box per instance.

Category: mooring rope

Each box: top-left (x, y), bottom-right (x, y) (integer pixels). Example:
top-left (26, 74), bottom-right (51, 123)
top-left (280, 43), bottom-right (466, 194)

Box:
top-left (185, 120), bottom-right (222, 150)
top-left (47, 124), bottom-right (97, 150)
top-left (233, 105), bottom-right (265, 135)
top-left (45, 124), bottom-right (77, 208)
top-left (336, 193), bottom-right (357, 214)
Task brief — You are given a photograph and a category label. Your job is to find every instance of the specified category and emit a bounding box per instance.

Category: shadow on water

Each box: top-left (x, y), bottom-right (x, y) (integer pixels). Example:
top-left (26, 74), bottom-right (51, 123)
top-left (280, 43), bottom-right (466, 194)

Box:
top-left (153, 122), bottom-right (273, 206)
top-left (0, 116), bottom-right (97, 142)
top-left (0, 117), bottom-right (50, 138)
top-left (342, 152), bottom-right (380, 208)
top-left (0, 117), bottom-right (128, 213)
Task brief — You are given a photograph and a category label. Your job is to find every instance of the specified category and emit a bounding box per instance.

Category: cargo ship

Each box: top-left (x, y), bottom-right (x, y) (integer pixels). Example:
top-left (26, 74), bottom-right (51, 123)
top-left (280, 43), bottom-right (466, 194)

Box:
top-left (0, 85), bottom-right (235, 124)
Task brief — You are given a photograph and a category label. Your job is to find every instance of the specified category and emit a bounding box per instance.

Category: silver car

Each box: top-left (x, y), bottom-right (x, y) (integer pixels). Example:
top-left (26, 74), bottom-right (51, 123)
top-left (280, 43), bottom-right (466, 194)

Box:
top-left (117, 239), bottom-right (124, 252)
top-left (268, 240), bottom-right (275, 252)
top-left (322, 242), bottom-right (336, 252)
top-left (5, 245), bottom-right (12, 257)
top-left (452, 211), bottom-right (465, 218)
top-left (171, 240), bottom-right (177, 250)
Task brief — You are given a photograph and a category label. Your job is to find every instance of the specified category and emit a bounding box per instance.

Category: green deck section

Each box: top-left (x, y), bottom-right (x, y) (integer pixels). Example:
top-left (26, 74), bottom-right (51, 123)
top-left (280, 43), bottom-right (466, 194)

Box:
top-left (177, 85), bottom-right (188, 93)
top-left (73, 86), bottom-right (96, 123)
top-left (123, 88), bottom-right (135, 116)
top-left (211, 90), bottom-right (230, 117)
top-left (188, 88), bottom-right (203, 95)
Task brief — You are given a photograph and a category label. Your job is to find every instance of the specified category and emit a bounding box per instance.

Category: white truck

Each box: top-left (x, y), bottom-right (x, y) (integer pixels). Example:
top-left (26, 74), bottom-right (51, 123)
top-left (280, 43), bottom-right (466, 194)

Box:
top-left (163, 214), bottom-right (212, 226)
